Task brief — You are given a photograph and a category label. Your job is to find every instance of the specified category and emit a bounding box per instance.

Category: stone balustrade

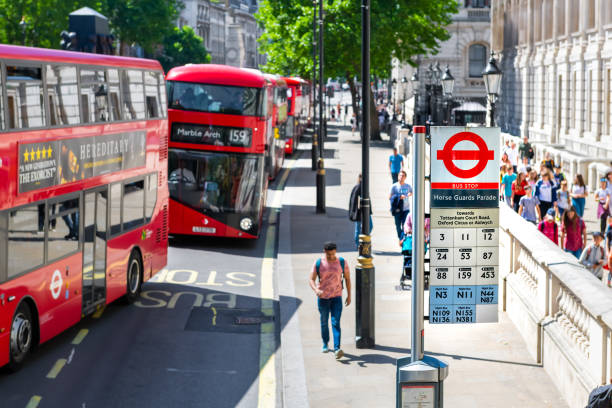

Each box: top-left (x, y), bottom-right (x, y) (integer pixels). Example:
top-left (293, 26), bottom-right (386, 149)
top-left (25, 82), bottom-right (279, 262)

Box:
top-left (499, 204), bottom-right (612, 407)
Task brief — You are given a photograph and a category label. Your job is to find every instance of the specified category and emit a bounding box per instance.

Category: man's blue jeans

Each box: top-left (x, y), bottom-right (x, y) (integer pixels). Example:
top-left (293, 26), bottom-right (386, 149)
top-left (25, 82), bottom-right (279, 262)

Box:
top-left (318, 296), bottom-right (342, 350)
top-left (354, 216), bottom-right (373, 247)
top-left (394, 210), bottom-right (409, 239)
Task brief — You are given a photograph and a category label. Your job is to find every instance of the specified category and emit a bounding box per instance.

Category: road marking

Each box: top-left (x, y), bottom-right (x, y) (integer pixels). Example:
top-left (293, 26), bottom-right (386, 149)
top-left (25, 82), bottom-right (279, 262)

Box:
top-left (25, 395), bottom-right (42, 408)
top-left (258, 158), bottom-right (295, 408)
top-left (92, 306), bottom-right (105, 319)
top-left (46, 358), bottom-right (67, 379)
top-left (72, 329), bottom-right (88, 345)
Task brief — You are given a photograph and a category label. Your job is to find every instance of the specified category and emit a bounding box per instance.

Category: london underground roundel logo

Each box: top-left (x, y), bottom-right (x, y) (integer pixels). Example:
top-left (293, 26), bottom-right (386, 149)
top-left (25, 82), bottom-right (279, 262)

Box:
top-left (436, 131), bottom-right (494, 179)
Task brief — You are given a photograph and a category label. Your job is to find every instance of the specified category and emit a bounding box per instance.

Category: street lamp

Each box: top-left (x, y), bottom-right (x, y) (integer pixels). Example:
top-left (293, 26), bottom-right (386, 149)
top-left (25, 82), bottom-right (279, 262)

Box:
top-left (391, 78), bottom-right (397, 120)
top-left (441, 65), bottom-right (455, 96)
top-left (356, 0), bottom-right (375, 349)
top-left (482, 51), bottom-right (503, 127)
top-left (400, 76), bottom-right (407, 123)
top-left (316, 0), bottom-right (326, 213)
top-left (311, 0), bottom-right (318, 171)
top-left (411, 70), bottom-right (420, 125)
top-left (19, 16), bottom-right (27, 46)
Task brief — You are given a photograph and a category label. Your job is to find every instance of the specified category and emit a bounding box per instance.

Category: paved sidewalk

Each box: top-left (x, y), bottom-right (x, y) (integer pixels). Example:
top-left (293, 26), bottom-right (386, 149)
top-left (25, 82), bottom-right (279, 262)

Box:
top-left (277, 124), bottom-right (568, 407)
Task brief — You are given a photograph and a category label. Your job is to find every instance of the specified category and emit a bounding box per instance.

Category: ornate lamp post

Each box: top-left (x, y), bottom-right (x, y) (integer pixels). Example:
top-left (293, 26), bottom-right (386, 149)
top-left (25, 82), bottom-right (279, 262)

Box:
top-left (482, 52), bottom-right (503, 127)
top-left (400, 76), bottom-right (407, 123)
top-left (391, 78), bottom-right (398, 120)
top-left (441, 65), bottom-right (455, 125)
top-left (356, 0), bottom-right (375, 349)
top-left (411, 70), bottom-right (420, 125)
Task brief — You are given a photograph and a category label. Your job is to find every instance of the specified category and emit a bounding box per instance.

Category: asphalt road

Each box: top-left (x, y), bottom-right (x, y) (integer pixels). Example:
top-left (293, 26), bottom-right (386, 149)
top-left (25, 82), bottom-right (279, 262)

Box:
top-left (0, 184), bottom-right (285, 408)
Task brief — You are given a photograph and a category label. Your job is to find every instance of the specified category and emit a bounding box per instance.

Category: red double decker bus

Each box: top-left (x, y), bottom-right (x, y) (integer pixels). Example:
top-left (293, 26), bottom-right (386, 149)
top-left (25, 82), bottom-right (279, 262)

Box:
top-left (264, 74), bottom-right (287, 178)
top-left (283, 77), bottom-right (309, 155)
top-left (0, 45), bottom-right (169, 370)
top-left (166, 64), bottom-right (271, 239)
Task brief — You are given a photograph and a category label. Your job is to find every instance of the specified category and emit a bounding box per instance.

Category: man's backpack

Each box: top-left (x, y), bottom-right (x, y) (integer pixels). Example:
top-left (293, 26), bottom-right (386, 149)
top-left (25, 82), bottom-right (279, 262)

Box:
top-left (316, 257), bottom-right (346, 287)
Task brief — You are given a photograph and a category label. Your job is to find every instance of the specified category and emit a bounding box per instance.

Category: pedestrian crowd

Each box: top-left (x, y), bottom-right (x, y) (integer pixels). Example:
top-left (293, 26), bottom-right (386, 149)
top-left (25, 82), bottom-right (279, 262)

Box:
top-left (500, 137), bottom-right (612, 287)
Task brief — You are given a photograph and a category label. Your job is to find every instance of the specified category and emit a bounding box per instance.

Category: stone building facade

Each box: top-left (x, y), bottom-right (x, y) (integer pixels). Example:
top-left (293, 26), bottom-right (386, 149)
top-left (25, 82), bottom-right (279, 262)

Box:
top-left (177, 0), bottom-right (265, 68)
top-left (393, 1), bottom-right (491, 125)
top-left (492, 0), bottom-right (612, 189)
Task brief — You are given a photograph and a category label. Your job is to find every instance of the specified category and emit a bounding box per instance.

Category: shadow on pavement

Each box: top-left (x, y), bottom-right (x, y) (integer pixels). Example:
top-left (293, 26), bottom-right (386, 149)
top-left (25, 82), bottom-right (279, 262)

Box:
top-left (373, 344), bottom-right (542, 368)
top-left (285, 166), bottom-right (341, 187)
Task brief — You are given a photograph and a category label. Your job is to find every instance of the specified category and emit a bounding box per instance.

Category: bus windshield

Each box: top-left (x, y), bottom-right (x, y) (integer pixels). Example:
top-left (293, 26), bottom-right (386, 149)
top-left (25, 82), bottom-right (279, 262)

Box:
top-left (167, 81), bottom-right (262, 116)
top-left (168, 150), bottom-right (264, 214)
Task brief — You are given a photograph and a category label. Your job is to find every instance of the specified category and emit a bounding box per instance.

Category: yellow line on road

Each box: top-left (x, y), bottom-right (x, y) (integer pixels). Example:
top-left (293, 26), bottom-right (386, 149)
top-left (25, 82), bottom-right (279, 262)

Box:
top-left (211, 307), bottom-right (217, 326)
top-left (258, 159), bottom-right (295, 408)
top-left (25, 395), bottom-right (42, 408)
top-left (46, 359), bottom-right (67, 379)
top-left (92, 306), bottom-right (105, 319)
top-left (71, 329), bottom-right (88, 345)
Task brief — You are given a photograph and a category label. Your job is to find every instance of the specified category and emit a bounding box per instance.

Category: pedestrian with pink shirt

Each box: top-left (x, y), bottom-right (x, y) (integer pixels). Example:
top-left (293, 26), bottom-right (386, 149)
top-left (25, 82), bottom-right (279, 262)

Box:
top-left (308, 242), bottom-right (352, 359)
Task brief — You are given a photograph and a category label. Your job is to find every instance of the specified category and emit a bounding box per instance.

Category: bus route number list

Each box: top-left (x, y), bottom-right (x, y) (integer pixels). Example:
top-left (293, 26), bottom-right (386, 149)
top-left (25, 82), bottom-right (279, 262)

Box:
top-left (429, 208), bottom-right (499, 324)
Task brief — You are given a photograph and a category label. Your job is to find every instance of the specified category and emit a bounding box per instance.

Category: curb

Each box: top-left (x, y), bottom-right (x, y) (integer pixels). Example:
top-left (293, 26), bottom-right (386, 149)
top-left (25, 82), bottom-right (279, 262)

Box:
top-left (276, 156), bottom-right (309, 408)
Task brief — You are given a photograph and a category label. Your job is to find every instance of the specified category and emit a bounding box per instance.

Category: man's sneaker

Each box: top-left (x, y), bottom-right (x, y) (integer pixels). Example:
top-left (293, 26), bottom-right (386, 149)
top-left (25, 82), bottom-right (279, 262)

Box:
top-left (321, 345), bottom-right (329, 353)
top-left (334, 349), bottom-right (344, 359)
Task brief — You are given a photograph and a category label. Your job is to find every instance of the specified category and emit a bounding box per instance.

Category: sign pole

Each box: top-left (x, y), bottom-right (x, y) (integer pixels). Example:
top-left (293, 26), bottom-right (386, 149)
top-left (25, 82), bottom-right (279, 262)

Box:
top-left (411, 125), bottom-right (426, 362)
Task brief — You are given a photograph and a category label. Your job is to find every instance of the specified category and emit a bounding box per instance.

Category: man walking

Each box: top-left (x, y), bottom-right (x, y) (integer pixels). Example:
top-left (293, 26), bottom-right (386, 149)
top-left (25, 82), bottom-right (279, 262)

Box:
top-left (309, 242), bottom-right (351, 359)
top-left (389, 147), bottom-right (404, 183)
top-left (349, 174), bottom-right (372, 248)
top-left (390, 170), bottom-right (412, 240)
top-left (519, 136), bottom-right (534, 164)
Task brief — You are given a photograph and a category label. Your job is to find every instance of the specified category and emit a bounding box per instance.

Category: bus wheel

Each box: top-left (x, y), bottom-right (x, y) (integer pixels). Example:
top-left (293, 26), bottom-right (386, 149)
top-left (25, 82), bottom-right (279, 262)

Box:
top-left (9, 302), bottom-right (33, 371)
top-left (124, 251), bottom-right (143, 304)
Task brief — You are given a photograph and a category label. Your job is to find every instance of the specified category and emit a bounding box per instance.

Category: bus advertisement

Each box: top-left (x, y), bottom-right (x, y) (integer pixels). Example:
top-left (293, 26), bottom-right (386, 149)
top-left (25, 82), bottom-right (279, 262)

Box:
top-left (0, 44), bottom-right (169, 370)
top-left (166, 64), bottom-right (271, 239)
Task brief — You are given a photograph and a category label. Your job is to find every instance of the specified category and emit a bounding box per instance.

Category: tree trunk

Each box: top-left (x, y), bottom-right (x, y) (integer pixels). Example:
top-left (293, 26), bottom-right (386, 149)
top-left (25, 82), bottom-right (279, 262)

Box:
top-left (346, 73), bottom-right (381, 140)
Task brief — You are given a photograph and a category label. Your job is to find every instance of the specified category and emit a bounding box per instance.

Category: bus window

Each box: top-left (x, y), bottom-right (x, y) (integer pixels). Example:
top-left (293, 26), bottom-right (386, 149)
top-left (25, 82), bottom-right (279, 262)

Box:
top-left (145, 71), bottom-right (161, 119)
top-left (8, 205), bottom-right (44, 277)
top-left (80, 69), bottom-right (109, 123)
top-left (47, 197), bottom-right (79, 262)
top-left (145, 173), bottom-right (158, 221)
top-left (122, 70), bottom-right (145, 120)
top-left (123, 179), bottom-right (145, 230)
top-left (46, 65), bottom-right (81, 126)
top-left (6, 65), bottom-right (45, 129)
top-left (107, 69), bottom-right (122, 121)
top-left (110, 183), bottom-right (122, 235)
top-left (157, 73), bottom-right (167, 117)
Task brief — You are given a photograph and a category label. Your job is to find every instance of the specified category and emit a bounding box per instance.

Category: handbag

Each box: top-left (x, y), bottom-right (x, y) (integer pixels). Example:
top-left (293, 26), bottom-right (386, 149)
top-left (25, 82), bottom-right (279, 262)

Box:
top-left (402, 234), bottom-right (412, 252)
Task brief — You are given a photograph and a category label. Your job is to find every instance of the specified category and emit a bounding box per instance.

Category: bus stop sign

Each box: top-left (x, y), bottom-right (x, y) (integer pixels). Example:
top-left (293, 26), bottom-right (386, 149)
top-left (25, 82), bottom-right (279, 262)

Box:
top-left (430, 127), bottom-right (500, 208)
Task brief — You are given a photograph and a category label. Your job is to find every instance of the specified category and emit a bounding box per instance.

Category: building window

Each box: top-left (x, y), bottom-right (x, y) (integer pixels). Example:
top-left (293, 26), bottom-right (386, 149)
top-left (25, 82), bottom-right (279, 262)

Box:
top-left (588, 0), bottom-right (596, 29)
top-left (468, 44), bottom-right (487, 77)
top-left (465, 0), bottom-right (489, 7)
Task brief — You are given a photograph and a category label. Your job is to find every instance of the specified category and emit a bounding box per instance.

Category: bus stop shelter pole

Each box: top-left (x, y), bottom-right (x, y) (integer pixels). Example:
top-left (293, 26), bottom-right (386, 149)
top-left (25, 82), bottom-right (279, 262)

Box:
top-left (411, 125), bottom-right (426, 362)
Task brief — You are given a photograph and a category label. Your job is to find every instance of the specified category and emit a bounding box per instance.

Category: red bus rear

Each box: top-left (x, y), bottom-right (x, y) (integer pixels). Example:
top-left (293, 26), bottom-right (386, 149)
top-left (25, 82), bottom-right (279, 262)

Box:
top-left (0, 45), bottom-right (169, 370)
top-left (166, 64), bottom-right (271, 239)
top-left (264, 74), bottom-right (287, 178)
top-left (283, 77), bottom-right (309, 155)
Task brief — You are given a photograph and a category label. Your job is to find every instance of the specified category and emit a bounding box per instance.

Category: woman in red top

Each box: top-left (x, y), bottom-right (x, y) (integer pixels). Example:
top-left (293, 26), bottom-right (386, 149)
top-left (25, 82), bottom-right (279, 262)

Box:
top-left (560, 206), bottom-right (587, 258)
top-left (511, 172), bottom-right (528, 212)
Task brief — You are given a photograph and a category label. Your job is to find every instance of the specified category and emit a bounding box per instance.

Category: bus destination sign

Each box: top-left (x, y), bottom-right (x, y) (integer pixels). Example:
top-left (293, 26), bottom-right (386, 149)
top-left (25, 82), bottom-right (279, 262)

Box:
top-left (171, 123), bottom-right (252, 148)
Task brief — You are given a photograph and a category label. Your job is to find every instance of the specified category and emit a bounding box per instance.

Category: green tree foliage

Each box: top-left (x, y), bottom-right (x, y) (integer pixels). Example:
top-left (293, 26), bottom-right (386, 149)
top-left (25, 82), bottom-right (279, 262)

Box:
top-left (158, 26), bottom-right (211, 73)
top-left (256, 0), bottom-right (458, 137)
top-left (0, 0), bottom-right (182, 55)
